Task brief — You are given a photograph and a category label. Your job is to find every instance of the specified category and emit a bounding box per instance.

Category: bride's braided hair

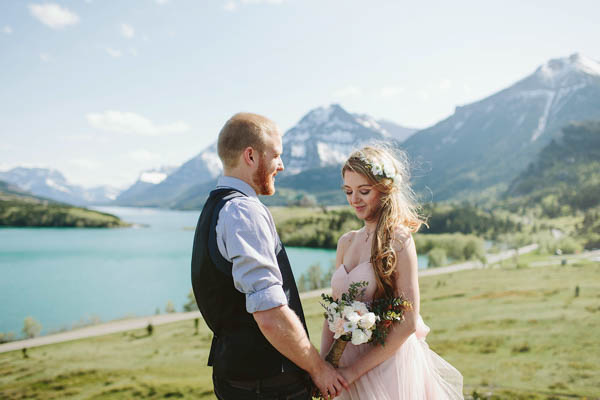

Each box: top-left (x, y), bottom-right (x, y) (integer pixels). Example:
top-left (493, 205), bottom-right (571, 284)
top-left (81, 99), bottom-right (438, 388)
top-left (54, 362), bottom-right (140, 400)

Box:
top-left (342, 145), bottom-right (425, 299)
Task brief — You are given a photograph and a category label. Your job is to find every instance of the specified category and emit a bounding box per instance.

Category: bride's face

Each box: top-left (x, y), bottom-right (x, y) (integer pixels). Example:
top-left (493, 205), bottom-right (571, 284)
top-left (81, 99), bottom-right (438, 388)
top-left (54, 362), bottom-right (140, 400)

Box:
top-left (343, 171), bottom-right (381, 221)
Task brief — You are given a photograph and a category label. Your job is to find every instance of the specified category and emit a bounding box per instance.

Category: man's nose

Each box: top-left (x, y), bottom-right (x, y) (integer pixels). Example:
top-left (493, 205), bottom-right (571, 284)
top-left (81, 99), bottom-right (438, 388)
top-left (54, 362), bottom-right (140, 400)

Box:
top-left (278, 158), bottom-right (284, 172)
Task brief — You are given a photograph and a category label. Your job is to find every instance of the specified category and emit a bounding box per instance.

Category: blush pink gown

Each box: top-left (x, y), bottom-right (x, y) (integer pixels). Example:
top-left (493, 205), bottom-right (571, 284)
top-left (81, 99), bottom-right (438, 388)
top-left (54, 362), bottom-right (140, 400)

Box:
top-left (330, 260), bottom-right (464, 400)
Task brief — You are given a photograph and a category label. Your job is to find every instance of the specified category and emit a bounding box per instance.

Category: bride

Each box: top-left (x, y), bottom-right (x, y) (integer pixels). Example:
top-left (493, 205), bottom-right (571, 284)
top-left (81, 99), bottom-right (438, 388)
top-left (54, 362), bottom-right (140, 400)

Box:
top-left (320, 146), bottom-right (464, 399)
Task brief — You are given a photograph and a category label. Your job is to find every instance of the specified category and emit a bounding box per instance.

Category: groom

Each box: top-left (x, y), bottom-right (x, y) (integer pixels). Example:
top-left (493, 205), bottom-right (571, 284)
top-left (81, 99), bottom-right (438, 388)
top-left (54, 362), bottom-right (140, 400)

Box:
top-left (191, 113), bottom-right (347, 399)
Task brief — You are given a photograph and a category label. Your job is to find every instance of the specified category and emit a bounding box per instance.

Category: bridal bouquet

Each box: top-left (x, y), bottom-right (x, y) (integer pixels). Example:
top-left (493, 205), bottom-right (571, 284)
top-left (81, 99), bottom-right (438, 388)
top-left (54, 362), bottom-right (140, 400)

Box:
top-left (321, 281), bottom-right (412, 368)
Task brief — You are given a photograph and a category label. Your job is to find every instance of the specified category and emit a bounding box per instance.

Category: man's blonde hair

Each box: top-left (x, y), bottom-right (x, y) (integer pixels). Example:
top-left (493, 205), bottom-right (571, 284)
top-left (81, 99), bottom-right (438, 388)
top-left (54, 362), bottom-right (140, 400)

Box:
top-left (217, 112), bottom-right (278, 170)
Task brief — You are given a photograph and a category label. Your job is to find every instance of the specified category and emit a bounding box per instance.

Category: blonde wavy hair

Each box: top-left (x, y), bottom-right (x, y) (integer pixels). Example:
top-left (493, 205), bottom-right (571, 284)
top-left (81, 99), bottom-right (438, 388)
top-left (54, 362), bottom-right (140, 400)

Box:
top-left (342, 145), bottom-right (426, 299)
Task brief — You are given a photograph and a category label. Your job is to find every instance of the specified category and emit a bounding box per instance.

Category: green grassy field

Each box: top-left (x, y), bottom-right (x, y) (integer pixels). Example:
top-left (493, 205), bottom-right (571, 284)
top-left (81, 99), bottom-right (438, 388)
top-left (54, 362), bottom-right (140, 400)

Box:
top-left (1, 258), bottom-right (599, 399)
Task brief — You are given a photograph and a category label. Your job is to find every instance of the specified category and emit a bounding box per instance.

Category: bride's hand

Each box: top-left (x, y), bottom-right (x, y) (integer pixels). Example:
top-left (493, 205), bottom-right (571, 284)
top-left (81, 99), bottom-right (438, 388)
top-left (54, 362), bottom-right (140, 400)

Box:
top-left (336, 366), bottom-right (359, 385)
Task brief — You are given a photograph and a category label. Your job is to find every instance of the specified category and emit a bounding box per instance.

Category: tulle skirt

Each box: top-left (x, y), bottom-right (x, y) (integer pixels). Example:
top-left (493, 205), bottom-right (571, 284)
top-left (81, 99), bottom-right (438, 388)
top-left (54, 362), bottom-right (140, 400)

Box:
top-left (336, 316), bottom-right (464, 400)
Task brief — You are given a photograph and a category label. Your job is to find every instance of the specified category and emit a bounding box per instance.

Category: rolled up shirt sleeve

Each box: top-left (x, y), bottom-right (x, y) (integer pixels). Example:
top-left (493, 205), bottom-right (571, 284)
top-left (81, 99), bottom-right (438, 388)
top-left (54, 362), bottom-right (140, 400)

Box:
top-left (217, 199), bottom-right (288, 313)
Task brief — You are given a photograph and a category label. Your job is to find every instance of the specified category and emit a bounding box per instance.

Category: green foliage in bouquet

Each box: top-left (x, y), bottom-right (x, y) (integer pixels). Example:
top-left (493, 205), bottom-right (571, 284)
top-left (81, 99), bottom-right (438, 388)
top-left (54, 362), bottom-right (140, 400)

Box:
top-left (370, 296), bottom-right (413, 346)
top-left (320, 280), bottom-right (369, 319)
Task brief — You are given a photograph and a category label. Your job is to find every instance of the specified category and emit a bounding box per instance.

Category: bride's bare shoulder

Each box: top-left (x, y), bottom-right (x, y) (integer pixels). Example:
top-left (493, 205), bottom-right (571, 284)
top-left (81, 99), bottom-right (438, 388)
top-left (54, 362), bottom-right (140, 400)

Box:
top-left (392, 225), bottom-right (413, 252)
top-left (336, 229), bottom-right (360, 262)
top-left (337, 229), bottom-right (358, 250)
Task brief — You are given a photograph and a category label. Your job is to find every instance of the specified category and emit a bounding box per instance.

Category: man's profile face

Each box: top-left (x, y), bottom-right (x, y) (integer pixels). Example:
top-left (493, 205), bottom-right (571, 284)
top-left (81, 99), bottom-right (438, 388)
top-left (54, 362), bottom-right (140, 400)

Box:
top-left (252, 131), bottom-right (284, 196)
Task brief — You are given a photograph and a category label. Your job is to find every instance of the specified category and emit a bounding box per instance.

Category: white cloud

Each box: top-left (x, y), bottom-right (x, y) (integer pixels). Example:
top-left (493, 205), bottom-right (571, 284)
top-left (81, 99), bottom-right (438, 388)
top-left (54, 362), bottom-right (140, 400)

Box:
top-left (418, 90), bottom-right (430, 101)
top-left (29, 3), bottom-right (80, 29)
top-left (40, 53), bottom-right (50, 62)
top-left (70, 158), bottom-right (100, 169)
top-left (155, 0), bottom-right (169, 4)
top-left (105, 47), bottom-right (122, 58)
top-left (333, 85), bottom-right (361, 98)
top-left (241, 0), bottom-right (286, 4)
top-left (129, 48), bottom-right (138, 56)
top-left (463, 84), bottom-right (473, 95)
top-left (120, 23), bottom-right (134, 39)
top-left (380, 86), bottom-right (404, 98)
top-left (225, 0), bottom-right (285, 11)
top-left (224, 1), bottom-right (237, 11)
top-left (86, 110), bottom-right (191, 136)
top-left (439, 79), bottom-right (452, 90)
top-left (0, 144), bottom-right (16, 152)
top-left (129, 149), bottom-right (162, 162)
top-left (2, 25), bottom-right (12, 34)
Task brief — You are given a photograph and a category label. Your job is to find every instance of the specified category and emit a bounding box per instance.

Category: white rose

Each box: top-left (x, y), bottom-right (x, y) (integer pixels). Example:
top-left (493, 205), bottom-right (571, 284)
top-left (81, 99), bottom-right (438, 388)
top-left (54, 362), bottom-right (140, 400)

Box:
top-left (341, 305), bottom-right (355, 318)
top-left (345, 311), bottom-right (361, 325)
top-left (358, 312), bottom-right (377, 330)
top-left (351, 329), bottom-right (369, 345)
top-left (351, 301), bottom-right (369, 316)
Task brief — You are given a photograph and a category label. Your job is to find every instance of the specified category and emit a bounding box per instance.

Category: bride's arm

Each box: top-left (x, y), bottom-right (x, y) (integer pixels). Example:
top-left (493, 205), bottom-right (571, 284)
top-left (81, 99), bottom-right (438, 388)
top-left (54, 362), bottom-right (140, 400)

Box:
top-left (338, 234), bottom-right (420, 383)
top-left (320, 231), bottom-right (353, 358)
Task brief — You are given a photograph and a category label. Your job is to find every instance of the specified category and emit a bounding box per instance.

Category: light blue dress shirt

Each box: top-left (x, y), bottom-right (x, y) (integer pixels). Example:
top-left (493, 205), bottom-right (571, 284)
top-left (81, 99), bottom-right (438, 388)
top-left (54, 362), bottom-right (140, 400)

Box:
top-left (215, 176), bottom-right (289, 313)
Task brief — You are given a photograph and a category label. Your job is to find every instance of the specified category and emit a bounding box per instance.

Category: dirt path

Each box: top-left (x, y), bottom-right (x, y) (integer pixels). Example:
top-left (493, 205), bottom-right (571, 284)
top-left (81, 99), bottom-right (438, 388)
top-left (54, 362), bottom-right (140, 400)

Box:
top-left (0, 243), bottom-right (556, 354)
top-left (0, 311), bottom-right (201, 354)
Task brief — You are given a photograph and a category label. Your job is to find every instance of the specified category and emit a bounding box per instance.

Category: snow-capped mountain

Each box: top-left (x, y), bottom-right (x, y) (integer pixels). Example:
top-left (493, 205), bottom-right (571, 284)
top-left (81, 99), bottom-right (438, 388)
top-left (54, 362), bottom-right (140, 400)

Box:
top-left (402, 53), bottom-right (600, 200)
top-left (115, 106), bottom-right (406, 207)
top-left (282, 104), bottom-right (393, 174)
top-left (116, 143), bottom-right (222, 206)
top-left (82, 185), bottom-right (122, 203)
top-left (115, 165), bottom-right (177, 204)
top-left (0, 167), bottom-right (121, 205)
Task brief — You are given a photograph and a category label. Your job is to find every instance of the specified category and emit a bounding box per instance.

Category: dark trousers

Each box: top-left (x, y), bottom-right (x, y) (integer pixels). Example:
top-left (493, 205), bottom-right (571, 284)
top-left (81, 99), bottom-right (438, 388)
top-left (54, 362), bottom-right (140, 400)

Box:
top-left (213, 373), bottom-right (312, 400)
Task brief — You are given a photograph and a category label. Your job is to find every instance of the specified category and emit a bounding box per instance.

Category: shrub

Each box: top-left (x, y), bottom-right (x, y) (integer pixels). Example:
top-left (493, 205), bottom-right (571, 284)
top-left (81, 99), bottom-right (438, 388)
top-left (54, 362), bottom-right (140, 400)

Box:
top-left (183, 290), bottom-right (199, 312)
top-left (165, 300), bottom-right (176, 314)
top-left (428, 248), bottom-right (447, 267)
top-left (22, 317), bottom-right (42, 339)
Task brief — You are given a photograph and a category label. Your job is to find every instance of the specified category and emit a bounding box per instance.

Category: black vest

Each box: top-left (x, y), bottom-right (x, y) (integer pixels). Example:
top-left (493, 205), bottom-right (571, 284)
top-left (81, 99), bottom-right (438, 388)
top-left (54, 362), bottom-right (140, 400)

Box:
top-left (191, 188), bottom-right (308, 380)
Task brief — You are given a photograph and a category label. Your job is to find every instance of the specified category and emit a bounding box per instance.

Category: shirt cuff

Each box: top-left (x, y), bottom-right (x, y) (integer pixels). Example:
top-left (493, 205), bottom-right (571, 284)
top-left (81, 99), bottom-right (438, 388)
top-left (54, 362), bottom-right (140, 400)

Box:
top-left (246, 284), bottom-right (288, 313)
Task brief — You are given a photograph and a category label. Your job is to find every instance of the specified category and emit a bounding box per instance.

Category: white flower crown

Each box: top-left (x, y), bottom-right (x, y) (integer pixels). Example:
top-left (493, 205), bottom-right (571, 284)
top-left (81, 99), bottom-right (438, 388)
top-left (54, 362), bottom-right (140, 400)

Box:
top-left (357, 154), bottom-right (401, 183)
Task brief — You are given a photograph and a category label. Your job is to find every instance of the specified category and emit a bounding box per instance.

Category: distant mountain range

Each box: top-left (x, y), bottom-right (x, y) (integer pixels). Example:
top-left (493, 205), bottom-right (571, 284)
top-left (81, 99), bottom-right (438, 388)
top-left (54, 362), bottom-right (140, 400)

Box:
top-left (114, 165), bottom-right (178, 205)
top-left (402, 53), bottom-right (600, 201)
top-left (112, 105), bottom-right (412, 208)
top-left (0, 168), bottom-right (120, 206)
top-left (5, 53), bottom-right (599, 209)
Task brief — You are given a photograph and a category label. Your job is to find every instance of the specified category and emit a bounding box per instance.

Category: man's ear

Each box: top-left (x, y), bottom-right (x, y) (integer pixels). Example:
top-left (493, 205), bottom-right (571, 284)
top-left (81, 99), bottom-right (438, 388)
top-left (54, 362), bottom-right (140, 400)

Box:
top-left (242, 147), bottom-right (255, 166)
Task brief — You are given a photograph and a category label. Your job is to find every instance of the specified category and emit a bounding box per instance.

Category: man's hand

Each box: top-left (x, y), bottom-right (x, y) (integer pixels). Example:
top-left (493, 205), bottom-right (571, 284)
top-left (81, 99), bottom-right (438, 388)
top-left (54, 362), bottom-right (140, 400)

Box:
top-left (253, 306), bottom-right (348, 397)
top-left (310, 360), bottom-right (348, 398)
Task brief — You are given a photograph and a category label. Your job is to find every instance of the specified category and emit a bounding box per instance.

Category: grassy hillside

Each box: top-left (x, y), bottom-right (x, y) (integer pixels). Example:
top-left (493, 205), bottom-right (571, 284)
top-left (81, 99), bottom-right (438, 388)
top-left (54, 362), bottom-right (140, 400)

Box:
top-left (506, 121), bottom-right (600, 216)
top-left (1, 256), bottom-right (598, 399)
top-left (0, 183), bottom-right (129, 228)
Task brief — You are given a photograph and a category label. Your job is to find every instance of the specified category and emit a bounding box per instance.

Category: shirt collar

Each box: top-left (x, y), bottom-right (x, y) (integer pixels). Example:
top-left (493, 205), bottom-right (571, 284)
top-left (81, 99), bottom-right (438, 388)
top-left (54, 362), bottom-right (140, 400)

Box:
top-left (216, 176), bottom-right (259, 199)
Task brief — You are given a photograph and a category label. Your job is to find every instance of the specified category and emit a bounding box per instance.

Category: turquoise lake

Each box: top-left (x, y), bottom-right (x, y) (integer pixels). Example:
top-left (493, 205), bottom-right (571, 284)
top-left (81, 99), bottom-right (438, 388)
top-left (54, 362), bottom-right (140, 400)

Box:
top-left (0, 206), bottom-right (428, 337)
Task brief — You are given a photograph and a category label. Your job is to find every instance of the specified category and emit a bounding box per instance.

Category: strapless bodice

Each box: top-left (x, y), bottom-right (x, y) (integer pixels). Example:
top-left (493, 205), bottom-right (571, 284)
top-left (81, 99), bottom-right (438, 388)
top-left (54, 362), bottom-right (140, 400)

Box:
top-left (331, 261), bottom-right (377, 302)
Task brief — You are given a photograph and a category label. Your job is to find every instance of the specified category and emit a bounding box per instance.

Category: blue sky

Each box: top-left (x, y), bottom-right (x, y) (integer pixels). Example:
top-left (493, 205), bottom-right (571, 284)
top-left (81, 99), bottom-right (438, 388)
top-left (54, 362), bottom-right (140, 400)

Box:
top-left (1, 0), bottom-right (598, 188)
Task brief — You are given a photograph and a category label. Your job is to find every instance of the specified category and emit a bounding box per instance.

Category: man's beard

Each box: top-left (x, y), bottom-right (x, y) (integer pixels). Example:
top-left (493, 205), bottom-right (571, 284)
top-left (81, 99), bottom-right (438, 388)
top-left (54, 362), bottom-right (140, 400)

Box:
top-left (252, 156), bottom-right (275, 195)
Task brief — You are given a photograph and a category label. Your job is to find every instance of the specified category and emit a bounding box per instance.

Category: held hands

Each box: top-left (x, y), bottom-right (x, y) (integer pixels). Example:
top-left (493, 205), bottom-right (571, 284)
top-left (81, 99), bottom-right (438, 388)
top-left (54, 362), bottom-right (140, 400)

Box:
top-left (310, 359), bottom-right (349, 399)
top-left (336, 366), bottom-right (359, 386)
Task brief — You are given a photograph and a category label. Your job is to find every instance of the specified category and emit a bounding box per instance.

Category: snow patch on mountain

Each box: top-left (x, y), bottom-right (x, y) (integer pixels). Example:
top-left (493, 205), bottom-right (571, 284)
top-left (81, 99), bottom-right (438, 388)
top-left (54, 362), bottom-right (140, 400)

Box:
top-left (200, 150), bottom-right (222, 178)
top-left (291, 144), bottom-right (306, 158)
top-left (535, 53), bottom-right (600, 87)
top-left (45, 178), bottom-right (71, 193)
top-left (140, 171), bottom-right (168, 184)
top-left (282, 104), bottom-right (390, 174)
